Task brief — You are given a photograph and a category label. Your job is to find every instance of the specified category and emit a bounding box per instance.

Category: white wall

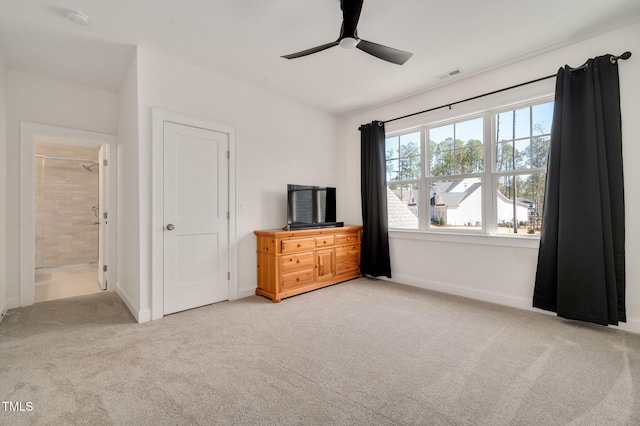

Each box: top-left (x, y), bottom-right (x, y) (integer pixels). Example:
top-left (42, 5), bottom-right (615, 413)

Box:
top-left (5, 70), bottom-right (118, 308)
top-left (0, 48), bottom-right (8, 319)
top-left (116, 54), bottom-right (142, 320)
top-left (339, 22), bottom-right (640, 333)
top-left (132, 47), bottom-right (338, 320)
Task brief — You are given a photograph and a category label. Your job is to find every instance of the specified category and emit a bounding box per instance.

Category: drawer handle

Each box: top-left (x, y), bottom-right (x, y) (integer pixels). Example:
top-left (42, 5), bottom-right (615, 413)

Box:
top-left (297, 259), bottom-right (301, 263)
top-left (296, 277), bottom-right (301, 282)
top-left (297, 243), bottom-right (302, 247)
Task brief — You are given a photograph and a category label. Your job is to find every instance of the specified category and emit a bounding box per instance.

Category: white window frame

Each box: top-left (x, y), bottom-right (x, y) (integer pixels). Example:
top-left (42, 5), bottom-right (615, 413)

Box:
top-left (488, 100), bottom-right (553, 236)
top-left (424, 112), bottom-right (486, 233)
top-left (384, 86), bottom-right (554, 247)
top-left (385, 129), bottom-right (425, 229)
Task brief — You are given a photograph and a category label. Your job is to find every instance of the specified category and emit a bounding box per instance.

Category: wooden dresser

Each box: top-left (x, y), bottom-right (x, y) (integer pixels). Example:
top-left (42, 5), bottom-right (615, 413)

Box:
top-left (254, 226), bottom-right (362, 302)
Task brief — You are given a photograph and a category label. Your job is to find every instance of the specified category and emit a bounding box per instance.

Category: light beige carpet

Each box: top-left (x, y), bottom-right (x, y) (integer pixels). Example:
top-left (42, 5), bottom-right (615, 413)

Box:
top-left (1, 278), bottom-right (639, 425)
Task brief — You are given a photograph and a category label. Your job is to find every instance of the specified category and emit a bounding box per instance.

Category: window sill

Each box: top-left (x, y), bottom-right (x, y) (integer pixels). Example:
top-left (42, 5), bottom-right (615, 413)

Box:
top-left (388, 229), bottom-right (541, 249)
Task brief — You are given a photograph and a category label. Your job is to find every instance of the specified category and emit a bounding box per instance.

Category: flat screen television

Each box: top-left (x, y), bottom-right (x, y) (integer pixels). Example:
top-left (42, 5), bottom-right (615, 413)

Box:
top-left (287, 184), bottom-right (343, 229)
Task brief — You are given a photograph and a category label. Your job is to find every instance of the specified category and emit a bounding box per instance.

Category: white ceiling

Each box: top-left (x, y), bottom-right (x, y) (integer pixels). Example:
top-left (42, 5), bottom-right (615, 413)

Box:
top-left (2, 0), bottom-right (640, 115)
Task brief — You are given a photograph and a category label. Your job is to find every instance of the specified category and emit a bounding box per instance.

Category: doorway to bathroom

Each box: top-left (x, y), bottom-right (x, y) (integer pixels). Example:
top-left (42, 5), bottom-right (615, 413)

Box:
top-left (34, 142), bottom-right (106, 302)
top-left (20, 122), bottom-right (117, 307)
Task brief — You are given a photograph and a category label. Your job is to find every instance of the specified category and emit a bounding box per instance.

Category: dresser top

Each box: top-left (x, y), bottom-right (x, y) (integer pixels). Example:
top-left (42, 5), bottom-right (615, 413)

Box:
top-left (254, 225), bottom-right (362, 238)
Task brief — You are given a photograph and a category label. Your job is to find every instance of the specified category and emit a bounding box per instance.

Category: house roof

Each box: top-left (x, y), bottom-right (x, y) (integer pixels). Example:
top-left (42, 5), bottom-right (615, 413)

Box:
top-left (387, 187), bottom-right (418, 229)
top-left (433, 181), bottom-right (481, 207)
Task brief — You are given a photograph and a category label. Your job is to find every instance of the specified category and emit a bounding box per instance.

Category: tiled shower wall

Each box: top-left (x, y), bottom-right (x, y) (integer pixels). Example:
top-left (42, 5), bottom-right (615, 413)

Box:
top-left (35, 142), bottom-right (100, 268)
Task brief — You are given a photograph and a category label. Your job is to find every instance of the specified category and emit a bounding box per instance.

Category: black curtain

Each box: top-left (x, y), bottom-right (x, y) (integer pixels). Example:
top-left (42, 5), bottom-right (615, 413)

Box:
top-left (360, 121), bottom-right (392, 278)
top-left (533, 54), bottom-right (625, 326)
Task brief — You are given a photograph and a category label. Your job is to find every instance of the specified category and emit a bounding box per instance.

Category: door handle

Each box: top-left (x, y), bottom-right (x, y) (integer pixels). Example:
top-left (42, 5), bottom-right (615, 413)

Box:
top-left (166, 224), bottom-right (175, 231)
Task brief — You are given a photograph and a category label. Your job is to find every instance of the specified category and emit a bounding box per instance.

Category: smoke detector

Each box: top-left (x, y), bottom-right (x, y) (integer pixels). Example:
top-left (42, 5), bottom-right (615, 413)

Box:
top-left (66, 10), bottom-right (89, 26)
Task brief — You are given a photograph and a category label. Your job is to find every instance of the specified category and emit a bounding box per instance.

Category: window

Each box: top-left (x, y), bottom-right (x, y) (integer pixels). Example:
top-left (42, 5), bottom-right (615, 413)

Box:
top-left (428, 117), bottom-right (484, 230)
top-left (385, 132), bottom-right (421, 229)
top-left (385, 98), bottom-right (553, 236)
top-left (494, 103), bottom-right (552, 234)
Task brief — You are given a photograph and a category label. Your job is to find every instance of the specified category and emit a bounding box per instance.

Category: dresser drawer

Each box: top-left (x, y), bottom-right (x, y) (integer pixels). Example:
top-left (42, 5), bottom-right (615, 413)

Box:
top-left (336, 244), bottom-right (360, 260)
top-left (336, 232), bottom-right (360, 245)
top-left (281, 252), bottom-right (314, 272)
top-left (336, 259), bottom-right (360, 276)
top-left (281, 268), bottom-right (314, 289)
top-left (315, 235), bottom-right (335, 248)
top-left (281, 238), bottom-right (315, 254)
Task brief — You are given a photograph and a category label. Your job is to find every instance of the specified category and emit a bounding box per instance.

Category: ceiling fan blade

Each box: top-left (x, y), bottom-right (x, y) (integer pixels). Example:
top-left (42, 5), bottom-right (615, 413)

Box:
top-left (281, 41), bottom-right (339, 59)
top-left (340, 0), bottom-right (364, 38)
top-left (356, 39), bottom-right (413, 65)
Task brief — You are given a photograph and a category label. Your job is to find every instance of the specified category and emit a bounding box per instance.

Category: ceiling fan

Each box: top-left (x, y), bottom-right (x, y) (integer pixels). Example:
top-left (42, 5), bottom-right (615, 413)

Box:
top-left (281, 0), bottom-right (413, 65)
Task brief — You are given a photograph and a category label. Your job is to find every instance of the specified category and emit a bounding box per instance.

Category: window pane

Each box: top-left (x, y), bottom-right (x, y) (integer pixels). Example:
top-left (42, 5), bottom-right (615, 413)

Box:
top-left (387, 183), bottom-right (419, 229)
top-left (385, 136), bottom-right (398, 160)
top-left (430, 124), bottom-right (453, 148)
top-left (514, 107), bottom-right (530, 139)
top-left (496, 173), bottom-right (545, 234)
top-left (399, 132), bottom-right (420, 150)
top-left (400, 155), bottom-right (421, 180)
top-left (430, 178), bottom-right (482, 229)
top-left (452, 147), bottom-right (464, 175)
top-left (398, 132), bottom-right (421, 180)
top-left (429, 119), bottom-right (483, 177)
top-left (532, 102), bottom-right (554, 135)
top-left (456, 118), bottom-right (483, 144)
top-left (386, 159), bottom-right (399, 181)
top-left (530, 136), bottom-right (550, 168)
top-left (497, 104), bottom-right (551, 172)
top-left (497, 111), bottom-right (514, 142)
top-left (514, 138), bottom-right (530, 168)
top-left (523, 173), bottom-right (545, 234)
top-left (498, 108), bottom-right (530, 140)
top-left (431, 152), bottom-right (454, 177)
top-left (496, 141), bottom-right (513, 171)
top-left (461, 143), bottom-right (483, 173)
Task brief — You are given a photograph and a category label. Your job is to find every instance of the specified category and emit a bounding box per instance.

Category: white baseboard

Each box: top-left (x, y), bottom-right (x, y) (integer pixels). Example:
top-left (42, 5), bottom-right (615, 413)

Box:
top-left (237, 287), bottom-right (257, 299)
top-left (137, 308), bottom-right (151, 323)
top-left (116, 283), bottom-right (150, 324)
top-left (388, 273), bottom-right (532, 310)
top-left (612, 317), bottom-right (640, 335)
top-left (387, 273), bottom-right (640, 335)
top-left (6, 296), bottom-right (20, 310)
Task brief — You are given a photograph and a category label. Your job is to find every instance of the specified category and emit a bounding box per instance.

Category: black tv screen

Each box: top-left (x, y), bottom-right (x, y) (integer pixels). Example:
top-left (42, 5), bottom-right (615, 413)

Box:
top-left (287, 185), bottom-right (340, 229)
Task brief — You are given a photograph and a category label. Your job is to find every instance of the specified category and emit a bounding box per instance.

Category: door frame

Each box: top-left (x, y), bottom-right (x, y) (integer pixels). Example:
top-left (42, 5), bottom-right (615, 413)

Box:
top-left (19, 122), bottom-right (117, 306)
top-left (151, 108), bottom-right (237, 320)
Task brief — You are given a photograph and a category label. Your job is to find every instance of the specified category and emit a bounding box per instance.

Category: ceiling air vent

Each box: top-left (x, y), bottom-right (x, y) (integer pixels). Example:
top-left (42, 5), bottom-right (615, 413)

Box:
top-left (435, 69), bottom-right (462, 80)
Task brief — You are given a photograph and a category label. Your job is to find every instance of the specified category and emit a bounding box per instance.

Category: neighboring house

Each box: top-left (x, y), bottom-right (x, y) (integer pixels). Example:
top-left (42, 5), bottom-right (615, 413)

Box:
top-left (496, 192), bottom-right (533, 226)
top-left (431, 178), bottom-right (530, 227)
top-left (388, 178), bottom-right (532, 229)
top-left (431, 179), bottom-right (482, 226)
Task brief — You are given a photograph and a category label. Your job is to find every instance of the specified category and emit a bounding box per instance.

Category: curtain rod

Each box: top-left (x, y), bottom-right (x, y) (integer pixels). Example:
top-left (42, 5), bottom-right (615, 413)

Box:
top-left (382, 51), bottom-right (632, 125)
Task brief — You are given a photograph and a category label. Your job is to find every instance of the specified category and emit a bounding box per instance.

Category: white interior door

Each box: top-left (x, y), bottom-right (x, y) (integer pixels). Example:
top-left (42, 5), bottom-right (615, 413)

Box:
top-left (163, 122), bottom-right (229, 315)
top-left (97, 145), bottom-right (107, 290)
